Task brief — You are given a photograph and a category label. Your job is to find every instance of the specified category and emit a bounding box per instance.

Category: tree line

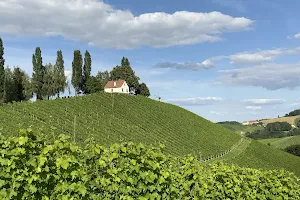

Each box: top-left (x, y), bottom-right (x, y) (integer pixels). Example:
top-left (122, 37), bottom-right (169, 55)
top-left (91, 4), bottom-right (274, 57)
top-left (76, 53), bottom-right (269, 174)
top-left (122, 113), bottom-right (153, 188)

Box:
top-left (245, 122), bottom-right (300, 139)
top-left (285, 109), bottom-right (300, 117)
top-left (0, 37), bottom-right (150, 104)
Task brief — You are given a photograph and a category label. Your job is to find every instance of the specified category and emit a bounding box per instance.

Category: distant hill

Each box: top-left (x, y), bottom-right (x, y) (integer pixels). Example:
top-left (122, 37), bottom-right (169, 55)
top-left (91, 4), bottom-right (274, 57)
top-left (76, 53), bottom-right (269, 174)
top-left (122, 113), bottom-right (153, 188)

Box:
top-left (217, 121), bottom-right (263, 134)
top-left (1, 93), bottom-right (300, 176)
top-left (258, 135), bottom-right (300, 150)
top-left (261, 115), bottom-right (300, 126)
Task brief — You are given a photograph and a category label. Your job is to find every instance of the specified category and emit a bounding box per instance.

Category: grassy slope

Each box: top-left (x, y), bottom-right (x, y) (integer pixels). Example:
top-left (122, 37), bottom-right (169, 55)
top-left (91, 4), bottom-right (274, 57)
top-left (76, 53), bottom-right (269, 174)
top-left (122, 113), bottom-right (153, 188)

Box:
top-left (1, 93), bottom-right (300, 176)
top-left (0, 93), bottom-right (240, 157)
top-left (218, 123), bottom-right (263, 134)
top-left (228, 140), bottom-right (300, 176)
top-left (258, 135), bottom-right (300, 149)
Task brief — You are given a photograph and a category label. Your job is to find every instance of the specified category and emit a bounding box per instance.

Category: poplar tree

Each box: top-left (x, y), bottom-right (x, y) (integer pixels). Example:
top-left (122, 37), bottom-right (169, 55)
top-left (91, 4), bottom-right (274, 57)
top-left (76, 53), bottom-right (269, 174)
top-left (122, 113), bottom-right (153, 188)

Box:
top-left (32, 47), bottom-right (44, 100)
top-left (0, 38), bottom-right (5, 103)
top-left (54, 50), bottom-right (67, 97)
top-left (71, 50), bottom-right (83, 96)
top-left (43, 63), bottom-right (55, 99)
top-left (83, 50), bottom-right (91, 94)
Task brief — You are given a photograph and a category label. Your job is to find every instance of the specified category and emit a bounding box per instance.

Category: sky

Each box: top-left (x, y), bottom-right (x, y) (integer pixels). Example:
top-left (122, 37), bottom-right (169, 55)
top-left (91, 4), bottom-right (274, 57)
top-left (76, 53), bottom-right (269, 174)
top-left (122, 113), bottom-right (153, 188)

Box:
top-left (1, 0), bottom-right (300, 122)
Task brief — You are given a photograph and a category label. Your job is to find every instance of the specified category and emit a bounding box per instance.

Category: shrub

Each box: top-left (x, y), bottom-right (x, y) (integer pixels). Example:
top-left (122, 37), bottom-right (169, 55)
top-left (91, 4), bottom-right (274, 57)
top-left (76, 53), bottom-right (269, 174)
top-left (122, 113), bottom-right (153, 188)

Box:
top-left (285, 145), bottom-right (300, 157)
top-left (0, 129), bottom-right (300, 199)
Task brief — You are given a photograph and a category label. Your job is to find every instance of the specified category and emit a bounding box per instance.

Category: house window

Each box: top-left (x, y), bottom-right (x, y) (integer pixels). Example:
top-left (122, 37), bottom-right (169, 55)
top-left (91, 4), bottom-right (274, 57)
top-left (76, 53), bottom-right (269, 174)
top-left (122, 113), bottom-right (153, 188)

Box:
top-left (126, 89), bottom-right (128, 92)
top-left (122, 88), bottom-right (124, 92)
top-left (111, 89), bottom-right (113, 92)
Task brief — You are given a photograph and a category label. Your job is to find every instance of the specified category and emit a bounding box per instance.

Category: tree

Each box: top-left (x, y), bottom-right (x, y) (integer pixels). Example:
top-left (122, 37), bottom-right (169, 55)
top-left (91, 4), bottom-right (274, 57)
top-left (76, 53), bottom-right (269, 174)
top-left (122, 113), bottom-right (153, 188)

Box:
top-left (85, 76), bottom-right (103, 94)
top-left (71, 50), bottom-right (83, 96)
top-left (42, 63), bottom-right (56, 99)
top-left (54, 50), bottom-right (67, 97)
top-left (82, 50), bottom-right (92, 94)
top-left (0, 38), bottom-right (5, 103)
top-left (3, 67), bottom-right (14, 103)
top-left (136, 83), bottom-right (150, 97)
top-left (3, 67), bottom-right (32, 103)
top-left (110, 57), bottom-right (140, 92)
top-left (32, 47), bottom-right (45, 100)
top-left (96, 70), bottom-right (110, 86)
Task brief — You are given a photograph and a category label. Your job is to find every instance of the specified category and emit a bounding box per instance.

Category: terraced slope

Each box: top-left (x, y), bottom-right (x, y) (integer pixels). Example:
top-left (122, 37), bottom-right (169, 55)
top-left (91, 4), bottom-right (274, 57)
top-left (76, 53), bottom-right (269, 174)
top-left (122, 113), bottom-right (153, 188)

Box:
top-left (228, 140), bottom-right (300, 176)
top-left (1, 93), bottom-right (300, 176)
top-left (0, 93), bottom-right (240, 157)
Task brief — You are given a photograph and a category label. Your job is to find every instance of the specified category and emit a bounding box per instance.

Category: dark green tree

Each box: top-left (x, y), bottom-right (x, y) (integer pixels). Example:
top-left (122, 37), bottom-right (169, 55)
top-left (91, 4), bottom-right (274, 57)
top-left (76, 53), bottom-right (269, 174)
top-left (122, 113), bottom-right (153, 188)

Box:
top-left (3, 67), bottom-right (31, 103)
top-left (110, 57), bottom-right (140, 92)
top-left (96, 70), bottom-right (110, 86)
top-left (32, 47), bottom-right (45, 100)
top-left (54, 50), bottom-right (67, 97)
top-left (83, 50), bottom-right (92, 94)
top-left (42, 63), bottom-right (56, 99)
top-left (85, 76), bottom-right (103, 94)
top-left (136, 83), bottom-right (150, 97)
top-left (0, 38), bottom-right (5, 103)
top-left (71, 50), bottom-right (83, 96)
top-left (3, 67), bottom-right (14, 103)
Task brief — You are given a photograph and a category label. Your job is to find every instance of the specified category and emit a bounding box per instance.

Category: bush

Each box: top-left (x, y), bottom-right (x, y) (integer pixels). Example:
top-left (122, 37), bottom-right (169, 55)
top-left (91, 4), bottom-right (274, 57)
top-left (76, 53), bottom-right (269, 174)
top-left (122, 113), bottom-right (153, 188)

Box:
top-left (0, 129), bottom-right (300, 199)
top-left (285, 145), bottom-right (300, 157)
top-left (266, 122), bottom-right (292, 132)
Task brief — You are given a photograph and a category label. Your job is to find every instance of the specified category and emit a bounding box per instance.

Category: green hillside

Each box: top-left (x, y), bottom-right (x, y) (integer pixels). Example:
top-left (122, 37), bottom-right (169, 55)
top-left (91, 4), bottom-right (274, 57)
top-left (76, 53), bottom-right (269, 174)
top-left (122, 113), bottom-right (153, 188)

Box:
top-left (1, 93), bottom-right (300, 176)
top-left (258, 135), bottom-right (300, 149)
top-left (217, 122), bottom-right (263, 134)
top-left (0, 93), bottom-right (240, 158)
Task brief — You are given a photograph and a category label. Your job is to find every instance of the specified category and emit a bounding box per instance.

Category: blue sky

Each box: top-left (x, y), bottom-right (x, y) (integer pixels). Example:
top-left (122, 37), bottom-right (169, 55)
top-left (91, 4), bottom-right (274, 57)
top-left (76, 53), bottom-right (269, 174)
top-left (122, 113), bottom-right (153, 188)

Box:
top-left (1, 0), bottom-right (300, 122)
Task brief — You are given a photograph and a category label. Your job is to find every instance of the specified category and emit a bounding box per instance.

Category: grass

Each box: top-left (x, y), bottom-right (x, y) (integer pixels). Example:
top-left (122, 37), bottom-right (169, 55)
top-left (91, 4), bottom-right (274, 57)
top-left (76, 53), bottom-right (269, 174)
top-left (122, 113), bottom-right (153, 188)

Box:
top-left (258, 135), bottom-right (300, 149)
top-left (217, 123), bottom-right (263, 134)
top-left (0, 93), bottom-right (240, 157)
top-left (1, 93), bottom-right (300, 177)
top-left (261, 115), bottom-right (300, 126)
top-left (228, 140), bottom-right (300, 176)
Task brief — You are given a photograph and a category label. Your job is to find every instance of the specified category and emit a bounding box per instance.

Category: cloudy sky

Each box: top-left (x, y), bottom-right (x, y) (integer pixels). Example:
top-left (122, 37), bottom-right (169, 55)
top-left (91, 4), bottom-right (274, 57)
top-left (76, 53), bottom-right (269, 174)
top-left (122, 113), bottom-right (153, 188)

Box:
top-left (1, 0), bottom-right (300, 122)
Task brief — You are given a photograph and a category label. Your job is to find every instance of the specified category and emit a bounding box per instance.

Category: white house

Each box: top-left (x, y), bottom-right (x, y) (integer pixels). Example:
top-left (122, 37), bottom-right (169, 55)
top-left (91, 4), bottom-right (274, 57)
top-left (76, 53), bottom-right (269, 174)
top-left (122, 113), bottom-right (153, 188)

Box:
top-left (104, 80), bottom-right (129, 94)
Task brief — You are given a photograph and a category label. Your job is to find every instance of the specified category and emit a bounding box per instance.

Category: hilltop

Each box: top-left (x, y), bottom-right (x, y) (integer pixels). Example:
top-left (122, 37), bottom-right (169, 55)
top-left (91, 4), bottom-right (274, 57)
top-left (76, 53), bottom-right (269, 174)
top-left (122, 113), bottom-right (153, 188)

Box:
top-left (261, 115), bottom-right (300, 126)
top-left (1, 93), bottom-right (300, 176)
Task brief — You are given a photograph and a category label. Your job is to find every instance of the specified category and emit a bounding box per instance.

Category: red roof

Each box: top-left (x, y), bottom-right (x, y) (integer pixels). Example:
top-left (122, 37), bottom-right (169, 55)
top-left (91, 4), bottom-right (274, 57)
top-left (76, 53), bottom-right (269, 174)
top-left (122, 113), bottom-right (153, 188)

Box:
top-left (104, 80), bottom-right (126, 89)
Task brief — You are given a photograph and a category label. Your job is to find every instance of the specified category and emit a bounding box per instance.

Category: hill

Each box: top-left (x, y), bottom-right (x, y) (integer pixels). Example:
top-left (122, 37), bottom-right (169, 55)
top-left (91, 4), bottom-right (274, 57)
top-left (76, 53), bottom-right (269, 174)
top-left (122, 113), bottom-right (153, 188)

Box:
top-left (261, 115), bottom-right (300, 126)
top-left (1, 93), bottom-right (300, 176)
top-left (217, 122), bottom-right (263, 134)
top-left (258, 135), bottom-right (300, 149)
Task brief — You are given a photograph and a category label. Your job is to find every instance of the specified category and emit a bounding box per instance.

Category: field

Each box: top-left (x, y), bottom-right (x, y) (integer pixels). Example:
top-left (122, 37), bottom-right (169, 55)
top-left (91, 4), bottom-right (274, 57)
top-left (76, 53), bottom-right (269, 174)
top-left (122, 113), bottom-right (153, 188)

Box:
top-left (1, 93), bottom-right (300, 177)
top-left (217, 123), bottom-right (263, 134)
top-left (0, 93), bottom-right (240, 158)
top-left (258, 135), bottom-right (300, 149)
top-left (261, 115), bottom-right (300, 126)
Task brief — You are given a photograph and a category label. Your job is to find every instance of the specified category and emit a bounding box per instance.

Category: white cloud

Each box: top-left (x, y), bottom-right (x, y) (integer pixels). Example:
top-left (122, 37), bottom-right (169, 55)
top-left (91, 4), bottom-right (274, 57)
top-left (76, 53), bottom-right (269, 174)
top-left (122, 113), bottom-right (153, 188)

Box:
top-left (294, 33), bottom-right (300, 39)
top-left (64, 70), bottom-right (72, 80)
top-left (153, 60), bottom-right (215, 70)
top-left (229, 49), bottom-right (282, 65)
top-left (246, 106), bottom-right (262, 110)
top-left (242, 99), bottom-right (285, 106)
top-left (165, 97), bottom-right (223, 106)
top-left (0, 0), bottom-right (253, 49)
top-left (216, 63), bottom-right (300, 90)
top-left (210, 47), bottom-right (300, 66)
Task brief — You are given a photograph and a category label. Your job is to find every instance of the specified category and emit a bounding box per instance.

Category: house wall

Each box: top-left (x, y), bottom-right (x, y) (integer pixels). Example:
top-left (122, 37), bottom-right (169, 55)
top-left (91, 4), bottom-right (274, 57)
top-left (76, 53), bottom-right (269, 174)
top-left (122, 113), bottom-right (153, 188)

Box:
top-left (104, 82), bottom-right (129, 94)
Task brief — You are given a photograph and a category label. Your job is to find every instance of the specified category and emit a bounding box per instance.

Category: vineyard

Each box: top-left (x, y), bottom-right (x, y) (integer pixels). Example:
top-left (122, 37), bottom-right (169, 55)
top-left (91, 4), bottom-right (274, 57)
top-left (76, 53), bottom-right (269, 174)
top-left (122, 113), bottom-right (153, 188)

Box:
top-left (258, 135), bottom-right (300, 150)
top-left (1, 93), bottom-right (300, 177)
top-left (0, 93), bottom-right (240, 158)
top-left (0, 130), bottom-right (299, 199)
